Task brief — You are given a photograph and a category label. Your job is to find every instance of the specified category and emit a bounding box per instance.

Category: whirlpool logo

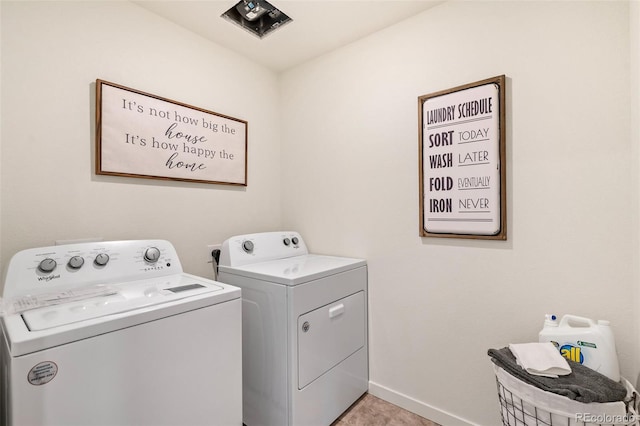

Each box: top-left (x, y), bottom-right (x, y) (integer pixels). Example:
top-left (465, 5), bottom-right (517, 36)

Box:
top-left (37, 274), bottom-right (60, 282)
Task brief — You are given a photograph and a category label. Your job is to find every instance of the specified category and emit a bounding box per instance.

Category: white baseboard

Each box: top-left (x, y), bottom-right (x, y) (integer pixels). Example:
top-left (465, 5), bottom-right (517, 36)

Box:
top-left (368, 381), bottom-right (477, 426)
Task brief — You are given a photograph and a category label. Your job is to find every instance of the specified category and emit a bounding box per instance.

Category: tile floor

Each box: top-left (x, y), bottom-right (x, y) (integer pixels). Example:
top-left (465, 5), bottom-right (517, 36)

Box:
top-left (331, 393), bottom-right (441, 426)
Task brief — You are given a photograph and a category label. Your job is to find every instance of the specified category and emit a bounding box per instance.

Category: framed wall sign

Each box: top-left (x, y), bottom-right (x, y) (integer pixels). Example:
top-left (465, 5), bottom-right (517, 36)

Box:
top-left (96, 79), bottom-right (247, 186)
top-left (418, 75), bottom-right (506, 239)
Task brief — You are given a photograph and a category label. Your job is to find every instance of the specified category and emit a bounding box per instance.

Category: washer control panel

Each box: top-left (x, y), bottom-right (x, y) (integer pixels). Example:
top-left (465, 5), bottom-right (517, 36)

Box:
top-left (3, 240), bottom-right (182, 301)
top-left (219, 231), bottom-right (308, 267)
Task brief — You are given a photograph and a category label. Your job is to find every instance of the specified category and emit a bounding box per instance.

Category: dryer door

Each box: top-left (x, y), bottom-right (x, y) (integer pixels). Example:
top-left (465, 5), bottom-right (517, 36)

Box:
top-left (297, 291), bottom-right (365, 389)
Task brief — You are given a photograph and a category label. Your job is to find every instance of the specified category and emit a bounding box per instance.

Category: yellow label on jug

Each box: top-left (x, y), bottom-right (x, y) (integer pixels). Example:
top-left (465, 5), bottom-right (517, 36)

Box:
top-left (560, 344), bottom-right (584, 364)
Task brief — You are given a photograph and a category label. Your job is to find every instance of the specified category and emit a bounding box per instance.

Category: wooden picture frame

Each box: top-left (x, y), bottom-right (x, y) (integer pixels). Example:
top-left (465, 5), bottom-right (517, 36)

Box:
top-left (96, 79), bottom-right (247, 186)
top-left (418, 75), bottom-right (506, 239)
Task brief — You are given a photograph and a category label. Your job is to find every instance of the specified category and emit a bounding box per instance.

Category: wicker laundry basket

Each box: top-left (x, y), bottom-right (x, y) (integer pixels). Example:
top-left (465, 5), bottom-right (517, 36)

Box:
top-left (494, 366), bottom-right (640, 426)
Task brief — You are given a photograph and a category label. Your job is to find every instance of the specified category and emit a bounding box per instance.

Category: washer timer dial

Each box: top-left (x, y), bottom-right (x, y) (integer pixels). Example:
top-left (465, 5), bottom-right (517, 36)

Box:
top-left (144, 247), bottom-right (161, 263)
top-left (242, 240), bottom-right (254, 254)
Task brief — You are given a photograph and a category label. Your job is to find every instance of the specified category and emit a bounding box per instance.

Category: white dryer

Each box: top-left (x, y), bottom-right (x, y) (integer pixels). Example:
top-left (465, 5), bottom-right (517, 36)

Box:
top-left (0, 240), bottom-right (242, 426)
top-left (217, 231), bottom-right (368, 426)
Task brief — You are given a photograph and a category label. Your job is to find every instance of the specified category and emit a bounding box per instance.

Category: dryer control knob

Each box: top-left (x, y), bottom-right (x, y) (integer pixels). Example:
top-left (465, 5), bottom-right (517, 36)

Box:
top-left (94, 253), bottom-right (110, 267)
top-left (144, 247), bottom-right (161, 263)
top-left (38, 258), bottom-right (57, 273)
top-left (283, 238), bottom-right (290, 246)
top-left (242, 240), bottom-right (254, 254)
top-left (67, 256), bottom-right (85, 270)
top-left (292, 237), bottom-right (299, 245)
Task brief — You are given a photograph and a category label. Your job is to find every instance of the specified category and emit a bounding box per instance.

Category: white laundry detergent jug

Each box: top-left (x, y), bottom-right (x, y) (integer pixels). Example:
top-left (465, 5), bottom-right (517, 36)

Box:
top-left (538, 314), bottom-right (620, 382)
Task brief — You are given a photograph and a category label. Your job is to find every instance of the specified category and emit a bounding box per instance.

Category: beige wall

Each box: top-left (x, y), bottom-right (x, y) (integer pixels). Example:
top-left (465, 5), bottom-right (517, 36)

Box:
top-left (1, 1), bottom-right (638, 425)
top-left (280, 1), bottom-right (635, 424)
top-left (0, 1), bottom-right (283, 281)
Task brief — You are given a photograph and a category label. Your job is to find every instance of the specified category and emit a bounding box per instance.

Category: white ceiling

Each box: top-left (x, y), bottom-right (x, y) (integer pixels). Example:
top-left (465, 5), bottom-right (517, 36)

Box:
top-left (134, 1), bottom-right (442, 72)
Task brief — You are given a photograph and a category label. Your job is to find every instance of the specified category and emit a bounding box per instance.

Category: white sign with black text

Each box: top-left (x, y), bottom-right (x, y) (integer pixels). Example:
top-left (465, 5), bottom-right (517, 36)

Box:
top-left (97, 80), bottom-right (247, 186)
top-left (420, 78), bottom-right (504, 238)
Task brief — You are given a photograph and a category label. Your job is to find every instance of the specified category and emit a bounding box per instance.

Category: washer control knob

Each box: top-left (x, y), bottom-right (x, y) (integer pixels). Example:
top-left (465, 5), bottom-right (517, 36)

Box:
top-left (38, 258), bottom-right (57, 273)
top-left (292, 237), bottom-right (299, 245)
top-left (144, 247), bottom-right (161, 263)
top-left (67, 256), bottom-right (85, 270)
top-left (283, 238), bottom-right (290, 246)
top-left (94, 253), bottom-right (110, 267)
top-left (242, 240), bottom-right (254, 254)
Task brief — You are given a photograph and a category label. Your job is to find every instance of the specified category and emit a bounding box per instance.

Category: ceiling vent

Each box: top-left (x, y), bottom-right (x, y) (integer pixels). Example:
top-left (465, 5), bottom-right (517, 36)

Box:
top-left (221, 0), bottom-right (292, 39)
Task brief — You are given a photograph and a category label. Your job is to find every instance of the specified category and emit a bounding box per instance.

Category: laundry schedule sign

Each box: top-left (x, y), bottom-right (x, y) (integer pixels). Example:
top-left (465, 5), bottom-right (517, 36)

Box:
top-left (418, 76), bottom-right (506, 239)
top-left (96, 80), bottom-right (247, 185)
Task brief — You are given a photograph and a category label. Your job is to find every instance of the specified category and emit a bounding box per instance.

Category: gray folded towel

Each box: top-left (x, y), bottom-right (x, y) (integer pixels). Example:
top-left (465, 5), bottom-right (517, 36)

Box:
top-left (488, 347), bottom-right (627, 403)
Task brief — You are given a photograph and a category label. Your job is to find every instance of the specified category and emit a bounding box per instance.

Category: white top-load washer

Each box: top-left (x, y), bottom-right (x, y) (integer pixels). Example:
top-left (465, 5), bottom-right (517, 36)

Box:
top-left (217, 231), bottom-right (368, 426)
top-left (0, 240), bottom-right (242, 426)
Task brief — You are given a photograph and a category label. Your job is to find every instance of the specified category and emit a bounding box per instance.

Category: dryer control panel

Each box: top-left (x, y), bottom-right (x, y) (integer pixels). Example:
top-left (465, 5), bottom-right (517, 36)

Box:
top-left (219, 231), bottom-right (309, 267)
top-left (3, 240), bottom-right (183, 301)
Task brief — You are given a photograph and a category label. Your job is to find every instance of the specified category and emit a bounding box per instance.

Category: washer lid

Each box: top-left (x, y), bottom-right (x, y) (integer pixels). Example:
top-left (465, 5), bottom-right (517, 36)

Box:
top-left (21, 275), bottom-right (224, 331)
top-left (3, 273), bottom-right (241, 356)
top-left (218, 254), bottom-right (366, 286)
